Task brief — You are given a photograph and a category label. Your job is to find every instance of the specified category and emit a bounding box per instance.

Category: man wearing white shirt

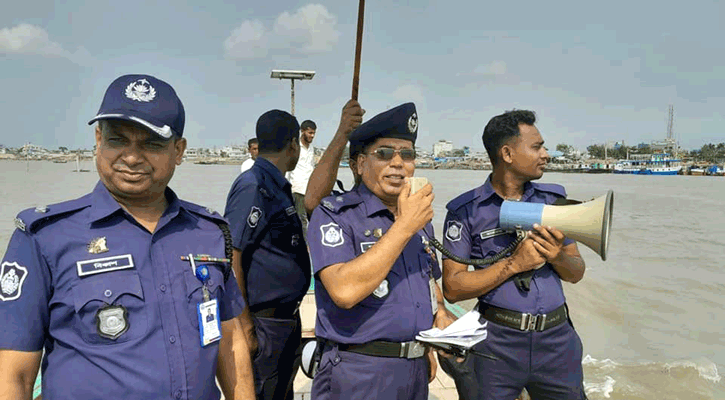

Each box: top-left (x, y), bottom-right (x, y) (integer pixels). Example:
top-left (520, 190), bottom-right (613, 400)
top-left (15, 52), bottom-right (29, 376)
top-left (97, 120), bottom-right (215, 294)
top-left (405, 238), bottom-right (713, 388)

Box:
top-left (286, 120), bottom-right (316, 235)
top-left (240, 138), bottom-right (258, 173)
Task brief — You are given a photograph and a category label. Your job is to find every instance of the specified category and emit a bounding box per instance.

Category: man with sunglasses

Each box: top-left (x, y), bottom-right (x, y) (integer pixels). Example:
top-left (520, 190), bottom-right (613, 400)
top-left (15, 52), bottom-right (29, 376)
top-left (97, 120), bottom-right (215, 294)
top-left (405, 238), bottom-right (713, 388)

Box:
top-left (306, 103), bottom-right (455, 399)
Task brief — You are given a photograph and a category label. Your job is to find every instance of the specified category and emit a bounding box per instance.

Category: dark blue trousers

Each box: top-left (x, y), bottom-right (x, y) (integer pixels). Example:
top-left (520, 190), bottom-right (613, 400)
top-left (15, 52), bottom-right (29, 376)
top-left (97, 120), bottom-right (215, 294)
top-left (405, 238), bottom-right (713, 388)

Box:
top-left (252, 315), bottom-right (301, 400)
top-left (311, 344), bottom-right (429, 400)
top-left (472, 319), bottom-right (587, 400)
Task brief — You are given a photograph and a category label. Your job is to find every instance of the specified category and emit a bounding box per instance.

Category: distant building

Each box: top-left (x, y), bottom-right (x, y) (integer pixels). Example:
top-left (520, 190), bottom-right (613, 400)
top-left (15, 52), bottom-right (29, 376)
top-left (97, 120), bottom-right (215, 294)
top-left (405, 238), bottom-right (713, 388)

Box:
top-left (433, 140), bottom-right (453, 157)
top-left (185, 148), bottom-right (200, 159)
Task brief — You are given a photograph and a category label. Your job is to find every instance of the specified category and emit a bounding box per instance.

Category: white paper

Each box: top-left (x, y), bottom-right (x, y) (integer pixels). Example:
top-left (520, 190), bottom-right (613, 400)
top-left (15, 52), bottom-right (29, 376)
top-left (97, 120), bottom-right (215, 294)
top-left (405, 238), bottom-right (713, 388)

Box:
top-left (415, 309), bottom-right (488, 349)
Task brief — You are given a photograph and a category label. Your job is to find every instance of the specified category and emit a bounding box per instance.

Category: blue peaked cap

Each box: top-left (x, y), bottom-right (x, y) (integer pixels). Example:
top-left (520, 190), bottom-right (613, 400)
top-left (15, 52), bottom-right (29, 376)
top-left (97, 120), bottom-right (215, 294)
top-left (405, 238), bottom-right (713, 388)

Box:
top-left (349, 102), bottom-right (418, 157)
top-left (88, 74), bottom-right (185, 139)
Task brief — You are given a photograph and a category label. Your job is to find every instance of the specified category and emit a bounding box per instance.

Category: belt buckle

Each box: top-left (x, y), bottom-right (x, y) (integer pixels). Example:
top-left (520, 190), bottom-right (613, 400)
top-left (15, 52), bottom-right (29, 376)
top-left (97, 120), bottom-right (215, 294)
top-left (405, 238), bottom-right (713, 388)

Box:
top-left (401, 341), bottom-right (425, 358)
top-left (520, 313), bottom-right (547, 332)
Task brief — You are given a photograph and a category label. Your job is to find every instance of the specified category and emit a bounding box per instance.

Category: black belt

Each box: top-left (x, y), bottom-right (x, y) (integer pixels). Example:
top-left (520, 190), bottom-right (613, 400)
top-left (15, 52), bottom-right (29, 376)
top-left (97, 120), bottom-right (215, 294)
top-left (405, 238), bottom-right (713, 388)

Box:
top-left (477, 302), bottom-right (568, 332)
top-left (250, 302), bottom-right (300, 319)
top-left (336, 340), bottom-right (426, 359)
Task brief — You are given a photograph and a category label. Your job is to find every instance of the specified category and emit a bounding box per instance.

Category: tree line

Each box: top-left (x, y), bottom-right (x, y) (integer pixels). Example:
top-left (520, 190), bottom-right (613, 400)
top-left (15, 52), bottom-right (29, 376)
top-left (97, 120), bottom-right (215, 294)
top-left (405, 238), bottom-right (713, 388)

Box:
top-left (554, 143), bottom-right (725, 163)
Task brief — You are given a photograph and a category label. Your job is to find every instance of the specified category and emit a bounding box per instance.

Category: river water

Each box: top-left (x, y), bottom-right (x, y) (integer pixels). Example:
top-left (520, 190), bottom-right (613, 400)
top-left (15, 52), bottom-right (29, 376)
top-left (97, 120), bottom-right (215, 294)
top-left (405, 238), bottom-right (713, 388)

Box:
top-left (1, 160), bottom-right (723, 399)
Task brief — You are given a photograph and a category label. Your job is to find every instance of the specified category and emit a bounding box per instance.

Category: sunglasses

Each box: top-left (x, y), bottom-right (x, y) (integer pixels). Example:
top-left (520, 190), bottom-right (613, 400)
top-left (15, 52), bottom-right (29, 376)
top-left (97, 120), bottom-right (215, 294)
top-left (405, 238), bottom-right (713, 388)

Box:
top-left (368, 148), bottom-right (416, 161)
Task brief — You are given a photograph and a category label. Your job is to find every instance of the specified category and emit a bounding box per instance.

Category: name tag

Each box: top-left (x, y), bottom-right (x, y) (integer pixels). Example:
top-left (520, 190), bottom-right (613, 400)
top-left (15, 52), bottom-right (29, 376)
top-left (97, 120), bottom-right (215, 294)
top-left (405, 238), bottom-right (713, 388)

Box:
top-left (76, 254), bottom-right (134, 277)
top-left (360, 242), bottom-right (376, 253)
top-left (198, 299), bottom-right (222, 347)
top-left (429, 277), bottom-right (438, 315)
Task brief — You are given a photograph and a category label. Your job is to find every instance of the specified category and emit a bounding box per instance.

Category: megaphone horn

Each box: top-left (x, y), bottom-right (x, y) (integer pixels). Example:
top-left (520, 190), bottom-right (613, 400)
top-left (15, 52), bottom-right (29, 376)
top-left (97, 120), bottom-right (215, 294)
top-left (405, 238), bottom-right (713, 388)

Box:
top-left (499, 190), bottom-right (614, 261)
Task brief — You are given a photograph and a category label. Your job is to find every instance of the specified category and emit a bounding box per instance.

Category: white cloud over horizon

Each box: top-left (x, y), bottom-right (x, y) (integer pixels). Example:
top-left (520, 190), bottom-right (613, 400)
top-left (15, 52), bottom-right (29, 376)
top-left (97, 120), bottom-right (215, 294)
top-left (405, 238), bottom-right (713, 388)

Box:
top-left (0, 24), bottom-right (92, 65)
top-left (224, 3), bottom-right (339, 60)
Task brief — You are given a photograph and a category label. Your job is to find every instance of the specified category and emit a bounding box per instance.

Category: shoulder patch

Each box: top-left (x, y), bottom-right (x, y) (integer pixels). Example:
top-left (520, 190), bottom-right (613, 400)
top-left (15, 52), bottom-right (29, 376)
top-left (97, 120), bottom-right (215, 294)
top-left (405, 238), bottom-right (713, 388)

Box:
top-left (320, 222), bottom-right (345, 247)
top-left (318, 192), bottom-right (362, 214)
top-left (0, 262), bottom-right (29, 301)
top-left (531, 183), bottom-right (567, 198)
top-left (16, 195), bottom-right (91, 234)
top-left (445, 220), bottom-right (463, 242)
top-left (247, 206), bottom-right (263, 228)
top-left (446, 189), bottom-right (478, 212)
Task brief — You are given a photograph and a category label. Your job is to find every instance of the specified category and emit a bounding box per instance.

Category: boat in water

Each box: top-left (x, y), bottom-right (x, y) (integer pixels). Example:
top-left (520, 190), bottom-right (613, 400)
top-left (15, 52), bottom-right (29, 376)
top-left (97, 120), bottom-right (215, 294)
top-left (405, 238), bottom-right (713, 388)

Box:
top-left (613, 153), bottom-right (682, 175)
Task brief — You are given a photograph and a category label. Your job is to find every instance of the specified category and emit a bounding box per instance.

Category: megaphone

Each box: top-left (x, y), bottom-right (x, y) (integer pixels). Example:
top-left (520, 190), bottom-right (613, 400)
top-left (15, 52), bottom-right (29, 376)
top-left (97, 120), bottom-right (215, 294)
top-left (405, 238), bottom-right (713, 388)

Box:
top-left (499, 190), bottom-right (614, 261)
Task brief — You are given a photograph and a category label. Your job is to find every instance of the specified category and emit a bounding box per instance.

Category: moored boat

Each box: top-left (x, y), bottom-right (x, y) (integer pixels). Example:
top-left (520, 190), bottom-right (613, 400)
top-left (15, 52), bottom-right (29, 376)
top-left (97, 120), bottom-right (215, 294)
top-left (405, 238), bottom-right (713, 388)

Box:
top-left (613, 153), bottom-right (682, 175)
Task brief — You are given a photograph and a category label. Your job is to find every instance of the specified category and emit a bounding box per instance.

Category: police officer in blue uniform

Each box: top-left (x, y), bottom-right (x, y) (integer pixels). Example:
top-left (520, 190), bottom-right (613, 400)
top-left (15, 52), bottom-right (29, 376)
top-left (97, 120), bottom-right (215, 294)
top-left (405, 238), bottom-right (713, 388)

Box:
top-left (307, 103), bottom-right (456, 399)
top-left (0, 74), bottom-right (255, 399)
top-left (442, 110), bottom-right (588, 400)
top-left (223, 109), bottom-right (310, 400)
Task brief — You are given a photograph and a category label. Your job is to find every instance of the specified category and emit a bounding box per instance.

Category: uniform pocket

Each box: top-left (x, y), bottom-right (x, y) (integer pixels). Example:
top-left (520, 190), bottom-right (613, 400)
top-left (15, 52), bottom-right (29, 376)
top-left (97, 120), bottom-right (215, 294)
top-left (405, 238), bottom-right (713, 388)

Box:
top-left (185, 263), bottom-right (225, 328)
top-left (72, 271), bottom-right (147, 345)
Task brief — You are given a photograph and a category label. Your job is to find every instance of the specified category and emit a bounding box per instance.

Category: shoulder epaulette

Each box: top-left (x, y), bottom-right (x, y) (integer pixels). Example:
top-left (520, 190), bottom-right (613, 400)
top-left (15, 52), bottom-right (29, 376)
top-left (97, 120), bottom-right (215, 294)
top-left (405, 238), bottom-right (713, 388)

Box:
top-left (180, 200), bottom-right (228, 226)
top-left (445, 188), bottom-right (478, 212)
top-left (531, 182), bottom-right (567, 198)
top-left (318, 191), bottom-right (363, 214)
top-left (15, 194), bottom-right (92, 234)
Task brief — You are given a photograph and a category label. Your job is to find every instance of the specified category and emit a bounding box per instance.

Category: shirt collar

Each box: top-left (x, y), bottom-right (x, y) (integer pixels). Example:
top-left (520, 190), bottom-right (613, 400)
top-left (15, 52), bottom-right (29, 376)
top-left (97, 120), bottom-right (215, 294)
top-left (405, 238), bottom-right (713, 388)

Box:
top-left (87, 181), bottom-right (184, 225)
top-left (255, 157), bottom-right (291, 192)
top-left (356, 184), bottom-right (393, 217)
top-left (475, 174), bottom-right (535, 204)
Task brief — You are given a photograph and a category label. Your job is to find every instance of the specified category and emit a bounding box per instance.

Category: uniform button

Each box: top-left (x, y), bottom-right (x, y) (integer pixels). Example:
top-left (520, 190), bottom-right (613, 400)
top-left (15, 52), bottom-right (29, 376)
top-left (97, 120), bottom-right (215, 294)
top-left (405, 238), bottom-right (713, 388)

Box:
top-left (416, 302), bottom-right (421, 308)
top-left (159, 284), bottom-right (167, 292)
top-left (104, 290), bottom-right (112, 298)
top-left (334, 356), bottom-right (340, 363)
top-left (207, 279), bottom-right (213, 285)
top-left (174, 389), bottom-right (182, 399)
top-left (169, 336), bottom-right (176, 343)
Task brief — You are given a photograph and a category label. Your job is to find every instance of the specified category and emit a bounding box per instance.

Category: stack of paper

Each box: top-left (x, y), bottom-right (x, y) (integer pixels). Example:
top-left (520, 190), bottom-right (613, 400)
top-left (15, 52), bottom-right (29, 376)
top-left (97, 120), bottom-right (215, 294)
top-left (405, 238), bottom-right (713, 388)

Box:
top-left (415, 309), bottom-right (488, 349)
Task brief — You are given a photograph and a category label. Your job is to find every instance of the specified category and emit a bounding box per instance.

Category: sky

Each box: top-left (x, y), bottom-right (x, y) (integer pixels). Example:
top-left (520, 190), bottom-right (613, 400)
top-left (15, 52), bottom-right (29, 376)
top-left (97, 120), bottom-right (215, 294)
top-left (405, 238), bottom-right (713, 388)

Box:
top-left (1, 0), bottom-right (723, 153)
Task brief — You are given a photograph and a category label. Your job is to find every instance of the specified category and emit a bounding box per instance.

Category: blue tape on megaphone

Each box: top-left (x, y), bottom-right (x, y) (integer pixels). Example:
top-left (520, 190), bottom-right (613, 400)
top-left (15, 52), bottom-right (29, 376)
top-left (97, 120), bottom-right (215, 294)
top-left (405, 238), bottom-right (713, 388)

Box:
top-left (499, 201), bottom-right (545, 231)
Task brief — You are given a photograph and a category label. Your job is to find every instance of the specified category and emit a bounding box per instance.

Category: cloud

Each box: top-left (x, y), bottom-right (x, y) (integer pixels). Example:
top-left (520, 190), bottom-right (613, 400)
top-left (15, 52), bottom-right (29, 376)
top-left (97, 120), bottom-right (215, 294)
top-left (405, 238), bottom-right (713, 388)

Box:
top-left (0, 24), bottom-right (91, 65)
top-left (223, 20), bottom-right (268, 60)
top-left (273, 4), bottom-right (339, 53)
top-left (224, 4), bottom-right (339, 60)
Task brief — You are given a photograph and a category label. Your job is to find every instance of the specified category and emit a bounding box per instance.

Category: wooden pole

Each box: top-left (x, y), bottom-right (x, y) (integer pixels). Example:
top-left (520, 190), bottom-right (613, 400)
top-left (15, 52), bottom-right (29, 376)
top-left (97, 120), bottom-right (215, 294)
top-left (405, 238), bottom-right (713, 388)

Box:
top-left (351, 0), bottom-right (365, 100)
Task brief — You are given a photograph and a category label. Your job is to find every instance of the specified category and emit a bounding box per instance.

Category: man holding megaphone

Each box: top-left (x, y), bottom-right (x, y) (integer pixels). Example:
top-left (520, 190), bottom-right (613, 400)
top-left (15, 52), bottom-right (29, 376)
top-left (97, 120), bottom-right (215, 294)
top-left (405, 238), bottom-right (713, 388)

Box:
top-left (442, 110), bottom-right (588, 400)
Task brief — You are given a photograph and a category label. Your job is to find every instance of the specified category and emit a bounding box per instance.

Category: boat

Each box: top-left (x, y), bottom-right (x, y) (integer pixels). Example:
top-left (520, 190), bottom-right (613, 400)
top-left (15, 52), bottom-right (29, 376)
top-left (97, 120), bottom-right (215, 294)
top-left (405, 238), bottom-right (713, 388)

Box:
top-left (613, 153), bottom-right (682, 175)
top-left (688, 166), bottom-right (706, 176)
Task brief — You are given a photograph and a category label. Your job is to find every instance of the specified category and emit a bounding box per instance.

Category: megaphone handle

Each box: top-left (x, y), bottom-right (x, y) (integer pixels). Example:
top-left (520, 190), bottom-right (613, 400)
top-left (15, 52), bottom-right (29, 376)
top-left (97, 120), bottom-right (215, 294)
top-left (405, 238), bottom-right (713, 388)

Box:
top-left (513, 270), bottom-right (535, 291)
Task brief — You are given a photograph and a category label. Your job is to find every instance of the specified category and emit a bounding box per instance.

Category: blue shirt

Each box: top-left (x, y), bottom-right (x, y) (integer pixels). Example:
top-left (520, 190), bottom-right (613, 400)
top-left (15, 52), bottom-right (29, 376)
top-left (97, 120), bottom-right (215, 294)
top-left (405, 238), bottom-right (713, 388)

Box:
top-left (0, 181), bottom-right (245, 400)
top-left (443, 175), bottom-right (575, 314)
top-left (223, 157), bottom-right (311, 309)
top-left (308, 184), bottom-right (442, 344)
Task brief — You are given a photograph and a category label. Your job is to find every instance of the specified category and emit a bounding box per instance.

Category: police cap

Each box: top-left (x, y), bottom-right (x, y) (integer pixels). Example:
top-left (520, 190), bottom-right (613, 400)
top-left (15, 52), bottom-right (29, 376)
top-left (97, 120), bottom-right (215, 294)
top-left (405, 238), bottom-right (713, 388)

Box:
top-left (349, 102), bottom-right (418, 159)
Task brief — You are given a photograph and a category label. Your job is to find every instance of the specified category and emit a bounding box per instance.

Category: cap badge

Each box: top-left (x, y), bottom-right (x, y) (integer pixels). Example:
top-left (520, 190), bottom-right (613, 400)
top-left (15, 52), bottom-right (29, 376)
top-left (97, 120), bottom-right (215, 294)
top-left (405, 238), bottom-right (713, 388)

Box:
top-left (96, 305), bottom-right (129, 340)
top-left (34, 205), bottom-right (48, 213)
top-left (88, 237), bottom-right (109, 254)
top-left (124, 78), bottom-right (156, 102)
top-left (408, 112), bottom-right (418, 134)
